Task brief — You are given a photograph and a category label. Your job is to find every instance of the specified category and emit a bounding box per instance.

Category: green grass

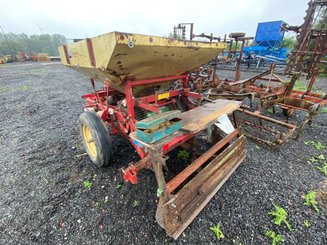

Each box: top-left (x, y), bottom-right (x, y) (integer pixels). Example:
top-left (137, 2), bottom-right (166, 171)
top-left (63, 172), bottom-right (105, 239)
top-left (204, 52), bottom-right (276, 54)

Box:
top-left (268, 203), bottom-right (292, 231)
top-left (178, 149), bottom-right (190, 161)
top-left (83, 181), bottom-right (93, 188)
top-left (19, 85), bottom-right (31, 91)
top-left (303, 220), bottom-right (311, 228)
top-left (293, 81), bottom-right (308, 92)
top-left (265, 230), bottom-right (284, 245)
top-left (292, 81), bottom-right (321, 93)
top-left (316, 162), bottom-right (327, 176)
top-left (266, 107), bottom-right (274, 114)
top-left (132, 200), bottom-right (140, 207)
top-left (303, 140), bottom-right (326, 150)
top-left (304, 191), bottom-right (319, 212)
top-left (210, 223), bottom-right (224, 240)
top-left (116, 183), bottom-right (122, 190)
top-left (0, 86), bottom-right (9, 93)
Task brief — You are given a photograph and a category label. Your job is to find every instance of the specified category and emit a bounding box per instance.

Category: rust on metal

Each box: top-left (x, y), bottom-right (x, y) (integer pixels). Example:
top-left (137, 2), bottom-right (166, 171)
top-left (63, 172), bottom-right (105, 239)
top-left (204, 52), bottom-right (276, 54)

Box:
top-left (158, 135), bottom-right (246, 239)
top-left (237, 109), bottom-right (296, 147)
top-left (166, 129), bottom-right (239, 194)
top-left (86, 38), bottom-right (96, 67)
top-left (63, 45), bottom-right (70, 64)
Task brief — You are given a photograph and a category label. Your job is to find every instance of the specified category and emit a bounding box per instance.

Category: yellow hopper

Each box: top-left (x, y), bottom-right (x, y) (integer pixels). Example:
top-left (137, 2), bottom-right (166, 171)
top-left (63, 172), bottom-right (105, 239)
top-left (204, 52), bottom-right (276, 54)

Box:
top-left (58, 31), bottom-right (225, 95)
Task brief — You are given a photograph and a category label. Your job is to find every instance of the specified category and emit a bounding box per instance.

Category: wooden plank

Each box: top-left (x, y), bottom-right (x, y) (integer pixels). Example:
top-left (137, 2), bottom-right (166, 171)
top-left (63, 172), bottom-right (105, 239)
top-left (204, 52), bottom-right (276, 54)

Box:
top-left (180, 99), bottom-right (240, 133)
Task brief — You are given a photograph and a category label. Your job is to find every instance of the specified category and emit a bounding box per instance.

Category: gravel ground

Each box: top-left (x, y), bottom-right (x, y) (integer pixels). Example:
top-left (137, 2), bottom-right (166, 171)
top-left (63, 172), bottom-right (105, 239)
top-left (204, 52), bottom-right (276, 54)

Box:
top-left (0, 62), bottom-right (326, 245)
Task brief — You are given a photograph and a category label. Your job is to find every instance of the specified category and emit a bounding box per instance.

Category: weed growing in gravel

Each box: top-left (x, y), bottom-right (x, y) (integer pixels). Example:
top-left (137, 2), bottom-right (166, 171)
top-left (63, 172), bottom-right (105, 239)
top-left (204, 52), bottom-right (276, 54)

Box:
top-left (116, 183), bottom-right (123, 190)
top-left (293, 81), bottom-right (308, 92)
top-left (321, 107), bottom-right (327, 113)
top-left (178, 149), bottom-right (190, 161)
top-left (255, 145), bottom-right (261, 149)
top-left (308, 156), bottom-right (318, 163)
top-left (92, 173), bottom-right (97, 180)
top-left (210, 223), bottom-right (224, 240)
top-left (308, 154), bottom-right (325, 163)
top-left (268, 204), bottom-right (292, 231)
top-left (0, 86), bottom-right (8, 93)
top-left (132, 200), bottom-right (140, 207)
top-left (83, 181), bottom-right (93, 188)
top-left (308, 153), bottom-right (327, 176)
top-left (265, 230), bottom-right (284, 245)
top-left (266, 107), bottom-right (274, 114)
top-left (19, 85), bottom-right (31, 91)
top-left (303, 220), bottom-right (311, 228)
top-left (304, 191), bottom-right (319, 212)
top-left (303, 140), bottom-right (326, 150)
top-left (317, 154), bottom-right (325, 160)
top-left (316, 162), bottom-right (327, 176)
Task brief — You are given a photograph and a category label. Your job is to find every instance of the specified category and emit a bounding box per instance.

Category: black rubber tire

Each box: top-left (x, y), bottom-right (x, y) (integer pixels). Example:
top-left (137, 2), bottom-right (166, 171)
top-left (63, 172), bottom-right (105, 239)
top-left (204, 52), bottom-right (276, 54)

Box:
top-left (79, 111), bottom-right (113, 167)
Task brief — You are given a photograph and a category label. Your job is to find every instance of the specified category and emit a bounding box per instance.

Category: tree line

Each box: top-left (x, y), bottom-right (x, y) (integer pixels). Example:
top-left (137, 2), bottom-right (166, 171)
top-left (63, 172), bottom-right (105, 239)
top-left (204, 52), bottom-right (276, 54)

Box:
top-left (0, 33), bottom-right (66, 56)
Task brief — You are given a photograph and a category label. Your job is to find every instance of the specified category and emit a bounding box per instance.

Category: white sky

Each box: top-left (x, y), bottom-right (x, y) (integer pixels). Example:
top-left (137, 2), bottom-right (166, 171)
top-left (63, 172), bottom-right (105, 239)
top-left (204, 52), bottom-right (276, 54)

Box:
top-left (0, 0), bottom-right (308, 39)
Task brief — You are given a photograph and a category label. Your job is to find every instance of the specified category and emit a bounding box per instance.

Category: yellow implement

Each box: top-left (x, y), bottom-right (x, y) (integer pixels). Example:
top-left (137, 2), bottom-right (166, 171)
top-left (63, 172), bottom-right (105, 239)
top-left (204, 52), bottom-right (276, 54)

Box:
top-left (59, 32), bottom-right (246, 240)
top-left (59, 31), bottom-right (225, 95)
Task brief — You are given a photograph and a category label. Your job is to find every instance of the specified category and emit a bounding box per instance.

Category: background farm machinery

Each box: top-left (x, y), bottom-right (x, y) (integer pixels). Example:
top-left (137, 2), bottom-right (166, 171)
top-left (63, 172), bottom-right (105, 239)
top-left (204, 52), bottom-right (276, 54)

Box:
top-left (187, 0), bottom-right (327, 146)
top-left (59, 32), bottom-right (247, 239)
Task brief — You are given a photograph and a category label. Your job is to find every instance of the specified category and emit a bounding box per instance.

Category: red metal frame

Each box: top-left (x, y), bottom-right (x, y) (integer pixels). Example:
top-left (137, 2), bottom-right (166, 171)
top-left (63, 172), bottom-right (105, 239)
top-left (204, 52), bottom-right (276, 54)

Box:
top-left (81, 74), bottom-right (209, 183)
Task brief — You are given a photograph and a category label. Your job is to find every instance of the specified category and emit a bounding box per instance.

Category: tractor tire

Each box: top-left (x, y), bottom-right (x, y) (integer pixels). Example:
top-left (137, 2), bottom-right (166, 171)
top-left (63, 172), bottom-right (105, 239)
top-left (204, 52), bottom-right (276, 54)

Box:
top-left (79, 111), bottom-right (113, 167)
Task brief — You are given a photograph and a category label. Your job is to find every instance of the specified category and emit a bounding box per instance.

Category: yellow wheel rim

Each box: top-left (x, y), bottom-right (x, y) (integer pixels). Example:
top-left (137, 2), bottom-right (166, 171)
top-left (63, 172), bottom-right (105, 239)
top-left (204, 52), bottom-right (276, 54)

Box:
top-left (82, 124), bottom-right (97, 158)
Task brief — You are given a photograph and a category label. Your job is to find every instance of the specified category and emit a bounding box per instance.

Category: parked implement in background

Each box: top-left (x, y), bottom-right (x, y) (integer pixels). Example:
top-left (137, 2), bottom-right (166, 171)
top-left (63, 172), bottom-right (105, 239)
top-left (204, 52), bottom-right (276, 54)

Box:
top-left (59, 31), bottom-right (247, 239)
top-left (37, 53), bottom-right (49, 61)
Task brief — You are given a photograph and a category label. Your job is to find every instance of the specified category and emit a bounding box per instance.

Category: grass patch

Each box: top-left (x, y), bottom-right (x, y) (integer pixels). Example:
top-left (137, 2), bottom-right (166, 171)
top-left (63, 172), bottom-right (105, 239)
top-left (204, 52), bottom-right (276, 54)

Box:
top-left (316, 162), bottom-right (327, 176)
top-left (0, 86), bottom-right (9, 93)
top-left (292, 81), bottom-right (322, 94)
top-left (19, 85), bottom-right (31, 91)
top-left (132, 200), bottom-right (140, 207)
top-left (304, 191), bottom-right (319, 212)
top-left (178, 149), bottom-right (190, 161)
top-left (210, 223), bottom-right (224, 240)
top-left (116, 183), bottom-right (123, 190)
top-left (83, 181), bottom-right (93, 188)
top-left (303, 140), bottom-right (325, 150)
top-left (293, 81), bottom-right (308, 92)
top-left (265, 230), bottom-right (284, 245)
top-left (268, 203), bottom-right (292, 231)
top-left (303, 220), bottom-right (311, 228)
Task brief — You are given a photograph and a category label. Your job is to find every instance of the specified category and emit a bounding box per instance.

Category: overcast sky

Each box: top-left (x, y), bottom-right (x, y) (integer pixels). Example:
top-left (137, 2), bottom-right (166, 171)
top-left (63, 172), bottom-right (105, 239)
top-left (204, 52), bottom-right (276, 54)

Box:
top-left (0, 0), bottom-right (308, 39)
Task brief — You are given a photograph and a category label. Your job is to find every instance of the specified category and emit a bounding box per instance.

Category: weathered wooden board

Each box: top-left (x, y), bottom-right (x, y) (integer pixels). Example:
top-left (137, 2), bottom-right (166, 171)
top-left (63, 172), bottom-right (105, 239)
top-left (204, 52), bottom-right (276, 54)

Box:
top-left (180, 99), bottom-right (241, 133)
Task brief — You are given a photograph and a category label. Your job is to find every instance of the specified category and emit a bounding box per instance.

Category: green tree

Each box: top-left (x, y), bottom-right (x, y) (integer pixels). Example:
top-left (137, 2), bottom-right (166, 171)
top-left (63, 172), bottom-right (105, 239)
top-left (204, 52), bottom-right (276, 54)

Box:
top-left (283, 37), bottom-right (296, 50)
top-left (0, 33), bottom-right (66, 56)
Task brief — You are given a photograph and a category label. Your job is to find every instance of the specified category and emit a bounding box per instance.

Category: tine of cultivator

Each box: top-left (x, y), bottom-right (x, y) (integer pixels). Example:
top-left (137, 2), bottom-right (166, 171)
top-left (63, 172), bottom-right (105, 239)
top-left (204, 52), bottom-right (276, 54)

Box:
top-left (237, 109), bottom-right (296, 147)
top-left (156, 134), bottom-right (246, 239)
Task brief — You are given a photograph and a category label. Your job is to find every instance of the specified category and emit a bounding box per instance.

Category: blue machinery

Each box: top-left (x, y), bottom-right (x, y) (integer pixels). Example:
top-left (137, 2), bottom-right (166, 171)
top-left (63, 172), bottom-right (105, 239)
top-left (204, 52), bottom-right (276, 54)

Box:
top-left (244, 20), bottom-right (288, 65)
